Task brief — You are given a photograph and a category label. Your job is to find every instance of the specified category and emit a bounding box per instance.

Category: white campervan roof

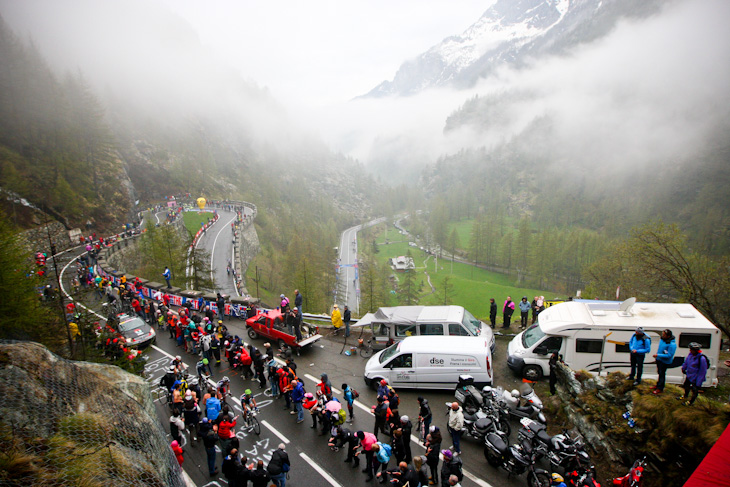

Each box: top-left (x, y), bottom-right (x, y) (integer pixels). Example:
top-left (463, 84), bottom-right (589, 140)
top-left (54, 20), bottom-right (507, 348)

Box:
top-left (417, 306), bottom-right (464, 323)
top-left (355, 305), bottom-right (465, 327)
top-left (539, 300), bottom-right (717, 334)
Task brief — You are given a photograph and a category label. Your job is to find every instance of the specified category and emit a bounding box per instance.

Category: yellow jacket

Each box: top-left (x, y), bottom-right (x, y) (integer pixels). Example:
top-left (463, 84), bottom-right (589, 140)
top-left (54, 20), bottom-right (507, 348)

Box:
top-left (331, 308), bottom-right (343, 329)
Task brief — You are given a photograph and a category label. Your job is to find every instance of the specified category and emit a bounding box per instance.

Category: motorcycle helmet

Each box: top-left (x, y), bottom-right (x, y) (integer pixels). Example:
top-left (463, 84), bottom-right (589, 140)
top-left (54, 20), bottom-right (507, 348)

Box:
top-left (511, 389), bottom-right (520, 398)
top-left (552, 473), bottom-right (564, 482)
top-left (481, 386), bottom-right (492, 395)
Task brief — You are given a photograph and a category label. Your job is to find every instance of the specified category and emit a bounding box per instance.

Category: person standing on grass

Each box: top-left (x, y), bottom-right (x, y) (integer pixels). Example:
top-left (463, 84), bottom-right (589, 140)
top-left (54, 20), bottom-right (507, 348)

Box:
top-left (679, 342), bottom-right (709, 406)
top-left (628, 327), bottom-right (651, 385)
top-left (502, 297), bottom-right (515, 329)
top-left (652, 329), bottom-right (676, 394)
top-left (518, 297), bottom-right (531, 329)
top-left (489, 298), bottom-right (497, 328)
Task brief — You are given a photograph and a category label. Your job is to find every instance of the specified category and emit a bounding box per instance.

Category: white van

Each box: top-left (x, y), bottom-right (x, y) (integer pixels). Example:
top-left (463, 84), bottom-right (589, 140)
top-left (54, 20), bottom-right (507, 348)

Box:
top-left (364, 336), bottom-right (493, 390)
top-left (507, 298), bottom-right (720, 387)
top-left (355, 305), bottom-right (495, 354)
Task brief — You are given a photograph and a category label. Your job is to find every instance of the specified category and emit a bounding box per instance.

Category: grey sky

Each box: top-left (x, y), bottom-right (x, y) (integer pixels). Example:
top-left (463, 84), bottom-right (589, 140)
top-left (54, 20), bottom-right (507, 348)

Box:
top-left (158, 0), bottom-right (491, 106)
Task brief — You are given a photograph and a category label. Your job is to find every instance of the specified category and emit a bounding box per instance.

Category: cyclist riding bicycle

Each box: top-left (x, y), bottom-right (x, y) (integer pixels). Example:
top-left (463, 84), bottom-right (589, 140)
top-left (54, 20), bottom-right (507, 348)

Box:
top-left (240, 389), bottom-right (259, 422)
top-left (216, 376), bottom-right (231, 401)
top-left (170, 356), bottom-right (188, 376)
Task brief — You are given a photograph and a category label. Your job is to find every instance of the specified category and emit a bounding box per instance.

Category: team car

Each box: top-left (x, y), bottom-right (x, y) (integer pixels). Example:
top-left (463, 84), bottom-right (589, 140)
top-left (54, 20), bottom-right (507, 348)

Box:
top-left (113, 313), bottom-right (156, 348)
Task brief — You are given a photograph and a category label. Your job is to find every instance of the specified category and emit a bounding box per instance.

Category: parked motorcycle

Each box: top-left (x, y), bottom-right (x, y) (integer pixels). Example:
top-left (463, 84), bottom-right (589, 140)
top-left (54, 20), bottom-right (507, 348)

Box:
top-left (445, 402), bottom-right (508, 443)
top-left (454, 376), bottom-right (511, 437)
top-left (612, 457), bottom-right (646, 487)
top-left (483, 433), bottom-right (551, 487)
top-left (518, 418), bottom-right (593, 473)
top-left (566, 469), bottom-right (602, 487)
top-left (496, 384), bottom-right (547, 423)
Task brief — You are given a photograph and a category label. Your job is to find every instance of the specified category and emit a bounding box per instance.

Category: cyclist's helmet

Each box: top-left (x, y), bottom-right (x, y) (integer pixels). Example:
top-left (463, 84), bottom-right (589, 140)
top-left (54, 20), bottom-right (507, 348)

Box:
top-left (169, 365), bottom-right (176, 372)
top-left (202, 358), bottom-right (209, 365)
top-left (689, 342), bottom-right (701, 351)
top-left (175, 355), bottom-right (181, 361)
top-left (380, 379), bottom-right (388, 386)
top-left (244, 389), bottom-right (252, 396)
top-left (222, 376), bottom-right (230, 383)
top-left (552, 473), bottom-right (564, 482)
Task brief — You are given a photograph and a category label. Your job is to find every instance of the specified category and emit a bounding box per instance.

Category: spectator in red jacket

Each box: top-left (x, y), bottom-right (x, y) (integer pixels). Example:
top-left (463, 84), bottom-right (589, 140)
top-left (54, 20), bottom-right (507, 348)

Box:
top-left (218, 414), bottom-right (238, 454)
top-left (171, 440), bottom-right (184, 466)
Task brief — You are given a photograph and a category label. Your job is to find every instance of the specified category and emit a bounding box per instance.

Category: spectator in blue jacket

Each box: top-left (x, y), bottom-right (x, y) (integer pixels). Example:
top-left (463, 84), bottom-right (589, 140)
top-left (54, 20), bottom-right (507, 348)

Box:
top-left (518, 297), bottom-right (531, 329)
top-left (628, 327), bottom-right (651, 385)
top-left (652, 329), bottom-right (676, 394)
top-left (291, 380), bottom-right (305, 423)
top-left (679, 342), bottom-right (709, 406)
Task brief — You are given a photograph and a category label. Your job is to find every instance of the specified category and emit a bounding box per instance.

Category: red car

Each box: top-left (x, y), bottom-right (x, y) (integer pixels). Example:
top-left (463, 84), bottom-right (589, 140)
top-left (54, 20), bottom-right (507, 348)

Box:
top-left (245, 309), bottom-right (321, 352)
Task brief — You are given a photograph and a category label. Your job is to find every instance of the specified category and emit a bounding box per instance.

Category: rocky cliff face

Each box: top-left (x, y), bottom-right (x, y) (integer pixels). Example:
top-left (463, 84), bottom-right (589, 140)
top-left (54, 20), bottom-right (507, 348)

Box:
top-left (0, 341), bottom-right (185, 487)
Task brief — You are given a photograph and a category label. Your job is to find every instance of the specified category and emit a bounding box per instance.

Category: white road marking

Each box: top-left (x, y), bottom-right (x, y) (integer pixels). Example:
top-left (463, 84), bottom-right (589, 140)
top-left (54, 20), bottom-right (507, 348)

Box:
top-left (299, 452), bottom-right (345, 487)
top-left (260, 420), bottom-right (291, 444)
top-left (300, 374), bottom-right (494, 487)
top-left (208, 214), bottom-right (238, 283)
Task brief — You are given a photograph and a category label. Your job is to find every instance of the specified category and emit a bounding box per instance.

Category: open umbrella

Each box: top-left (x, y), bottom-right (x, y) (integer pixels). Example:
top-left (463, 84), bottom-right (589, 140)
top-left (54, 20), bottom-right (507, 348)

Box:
top-left (325, 400), bottom-right (342, 413)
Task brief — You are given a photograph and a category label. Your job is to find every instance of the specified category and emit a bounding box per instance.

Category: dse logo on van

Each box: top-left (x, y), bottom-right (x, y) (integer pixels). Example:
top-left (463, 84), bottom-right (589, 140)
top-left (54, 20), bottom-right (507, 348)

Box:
top-left (430, 358), bottom-right (444, 365)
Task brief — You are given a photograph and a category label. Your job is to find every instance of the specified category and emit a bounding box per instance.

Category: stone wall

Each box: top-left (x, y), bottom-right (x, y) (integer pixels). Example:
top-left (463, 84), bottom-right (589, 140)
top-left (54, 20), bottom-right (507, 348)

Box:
top-left (17, 221), bottom-right (75, 255)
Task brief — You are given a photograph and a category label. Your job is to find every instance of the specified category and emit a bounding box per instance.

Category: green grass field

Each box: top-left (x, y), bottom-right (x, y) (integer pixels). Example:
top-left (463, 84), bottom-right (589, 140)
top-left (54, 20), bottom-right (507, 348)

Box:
top-left (371, 229), bottom-right (552, 321)
top-left (182, 211), bottom-right (215, 236)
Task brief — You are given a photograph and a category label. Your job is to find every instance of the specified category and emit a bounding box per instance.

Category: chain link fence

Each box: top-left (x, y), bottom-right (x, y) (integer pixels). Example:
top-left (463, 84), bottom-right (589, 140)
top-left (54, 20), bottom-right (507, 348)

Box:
top-left (0, 341), bottom-right (186, 487)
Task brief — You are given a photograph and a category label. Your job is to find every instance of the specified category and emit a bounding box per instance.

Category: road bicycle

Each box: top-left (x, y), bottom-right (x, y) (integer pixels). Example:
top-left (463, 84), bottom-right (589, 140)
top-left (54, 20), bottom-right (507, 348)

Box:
top-left (358, 338), bottom-right (374, 358)
top-left (242, 408), bottom-right (261, 435)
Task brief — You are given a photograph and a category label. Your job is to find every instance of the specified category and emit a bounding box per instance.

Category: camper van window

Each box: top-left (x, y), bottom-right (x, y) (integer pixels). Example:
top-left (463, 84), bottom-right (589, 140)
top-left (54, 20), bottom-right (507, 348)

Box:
top-left (615, 343), bottom-right (630, 353)
top-left (576, 339), bottom-right (603, 354)
top-left (390, 353), bottom-right (413, 368)
top-left (541, 336), bottom-right (563, 353)
top-left (396, 324), bottom-right (417, 337)
top-left (522, 325), bottom-right (546, 348)
top-left (375, 324), bottom-right (389, 336)
top-left (380, 342), bottom-right (400, 364)
top-left (461, 310), bottom-right (482, 335)
top-left (419, 324), bottom-right (443, 336)
top-left (449, 323), bottom-right (469, 336)
top-left (678, 333), bottom-right (711, 349)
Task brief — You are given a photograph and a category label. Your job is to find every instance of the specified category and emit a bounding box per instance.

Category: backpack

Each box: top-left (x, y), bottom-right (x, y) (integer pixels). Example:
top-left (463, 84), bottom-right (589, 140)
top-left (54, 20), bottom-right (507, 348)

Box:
top-left (352, 389), bottom-right (360, 399)
top-left (206, 397), bottom-right (221, 420)
top-left (334, 408), bottom-right (347, 426)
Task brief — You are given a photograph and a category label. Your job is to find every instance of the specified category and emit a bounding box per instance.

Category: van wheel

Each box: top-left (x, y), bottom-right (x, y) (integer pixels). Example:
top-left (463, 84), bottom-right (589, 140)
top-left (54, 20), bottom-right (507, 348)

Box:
top-left (522, 365), bottom-right (543, 381)
top-left (370, 379), bottom-right (380, 391)
top-left (247, 328), bottom-right (258, 340)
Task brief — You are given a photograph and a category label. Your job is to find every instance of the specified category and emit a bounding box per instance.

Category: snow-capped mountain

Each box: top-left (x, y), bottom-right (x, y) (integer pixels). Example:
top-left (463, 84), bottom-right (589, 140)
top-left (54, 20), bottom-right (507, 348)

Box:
top-left (365, 0), bottom-right (665, 97)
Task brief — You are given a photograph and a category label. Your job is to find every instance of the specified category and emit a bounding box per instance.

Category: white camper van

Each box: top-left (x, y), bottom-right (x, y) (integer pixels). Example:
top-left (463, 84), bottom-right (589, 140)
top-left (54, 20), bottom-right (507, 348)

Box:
top-left (355, 305), bottom-right (495, 354)
top-left (364, 335), bottom-right (493, 390)
top-left (507, 299), bottom-right (720, 387)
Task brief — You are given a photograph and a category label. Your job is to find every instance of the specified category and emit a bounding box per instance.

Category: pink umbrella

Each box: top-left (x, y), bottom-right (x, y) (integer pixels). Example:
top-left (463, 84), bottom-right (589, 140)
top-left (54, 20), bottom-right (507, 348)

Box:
top-left (325, 400), bottom-right (342, 413)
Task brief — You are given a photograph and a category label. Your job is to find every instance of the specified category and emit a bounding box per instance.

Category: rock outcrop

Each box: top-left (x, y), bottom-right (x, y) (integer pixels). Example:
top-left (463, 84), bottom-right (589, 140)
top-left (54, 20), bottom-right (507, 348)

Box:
top-left (0, 341), bottom-right (184, 487)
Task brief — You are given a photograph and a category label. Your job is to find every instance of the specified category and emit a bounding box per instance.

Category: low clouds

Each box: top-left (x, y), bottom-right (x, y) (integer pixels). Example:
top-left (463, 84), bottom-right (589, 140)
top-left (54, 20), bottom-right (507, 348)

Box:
top-left (319, 0), bottom-right (730, 176)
